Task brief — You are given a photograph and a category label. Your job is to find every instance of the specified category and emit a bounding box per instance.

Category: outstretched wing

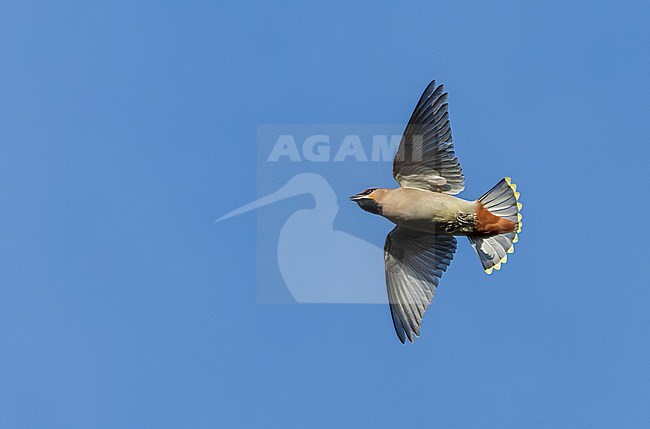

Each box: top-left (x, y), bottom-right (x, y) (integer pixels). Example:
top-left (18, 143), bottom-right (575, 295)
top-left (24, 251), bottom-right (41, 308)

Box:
top-left (393, 80), bottom-right (465, 195)
top-left (384, 227), bottom-right (457, 343)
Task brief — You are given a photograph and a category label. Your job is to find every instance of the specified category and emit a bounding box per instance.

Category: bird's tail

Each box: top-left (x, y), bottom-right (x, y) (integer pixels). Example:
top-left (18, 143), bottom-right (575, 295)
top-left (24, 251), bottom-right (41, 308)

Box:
top-left (468, 177), bottom-right (522, 274)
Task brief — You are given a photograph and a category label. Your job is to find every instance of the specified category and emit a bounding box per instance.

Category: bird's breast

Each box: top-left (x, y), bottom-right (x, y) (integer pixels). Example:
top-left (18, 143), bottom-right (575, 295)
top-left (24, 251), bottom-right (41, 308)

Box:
top-left (381, 188), bottom-right (478, 235)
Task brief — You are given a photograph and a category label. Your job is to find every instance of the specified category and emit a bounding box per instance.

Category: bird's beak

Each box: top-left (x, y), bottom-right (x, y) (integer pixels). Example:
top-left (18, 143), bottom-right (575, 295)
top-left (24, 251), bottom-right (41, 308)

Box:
top-left (350, 192), bottom-right (373, 201)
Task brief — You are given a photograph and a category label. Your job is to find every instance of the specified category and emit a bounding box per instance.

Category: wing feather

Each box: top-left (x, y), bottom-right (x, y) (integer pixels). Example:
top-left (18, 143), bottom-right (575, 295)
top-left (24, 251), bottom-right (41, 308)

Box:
top-left (384, 227), bottom-right (457, 343)
top-left (393, 80), bottom-right (465, 194)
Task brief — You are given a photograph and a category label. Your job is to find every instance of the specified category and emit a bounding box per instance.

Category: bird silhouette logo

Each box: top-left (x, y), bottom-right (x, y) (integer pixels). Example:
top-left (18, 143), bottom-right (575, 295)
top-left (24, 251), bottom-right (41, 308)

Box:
top-left (217, 172), bottom-right (388, 304)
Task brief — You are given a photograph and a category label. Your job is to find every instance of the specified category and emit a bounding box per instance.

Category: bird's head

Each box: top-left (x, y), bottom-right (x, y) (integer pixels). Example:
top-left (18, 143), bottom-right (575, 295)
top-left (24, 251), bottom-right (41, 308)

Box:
top-left (350, 188), bottom-right (387, 215)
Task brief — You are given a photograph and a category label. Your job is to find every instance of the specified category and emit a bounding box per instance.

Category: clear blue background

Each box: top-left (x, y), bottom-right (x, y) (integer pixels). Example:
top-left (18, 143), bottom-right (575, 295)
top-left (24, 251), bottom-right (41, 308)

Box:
top-left (1, 1), bottom-right (649, 427)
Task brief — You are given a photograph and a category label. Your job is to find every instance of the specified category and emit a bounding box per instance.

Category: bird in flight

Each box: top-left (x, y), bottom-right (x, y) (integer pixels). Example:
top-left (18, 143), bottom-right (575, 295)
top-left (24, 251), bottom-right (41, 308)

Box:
top-left (351, 80), bottom-right (522, 343)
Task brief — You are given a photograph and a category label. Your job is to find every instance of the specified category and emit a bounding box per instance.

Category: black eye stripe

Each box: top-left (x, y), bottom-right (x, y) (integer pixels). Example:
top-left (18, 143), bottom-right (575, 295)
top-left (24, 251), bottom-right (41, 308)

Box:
top-left (361, 188), bottom-right (377, 196)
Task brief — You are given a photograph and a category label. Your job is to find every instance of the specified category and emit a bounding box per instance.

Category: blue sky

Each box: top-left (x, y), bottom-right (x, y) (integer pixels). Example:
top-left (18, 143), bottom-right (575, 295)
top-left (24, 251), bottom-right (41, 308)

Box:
top-left (1, 1), bottom-right (650, 427)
